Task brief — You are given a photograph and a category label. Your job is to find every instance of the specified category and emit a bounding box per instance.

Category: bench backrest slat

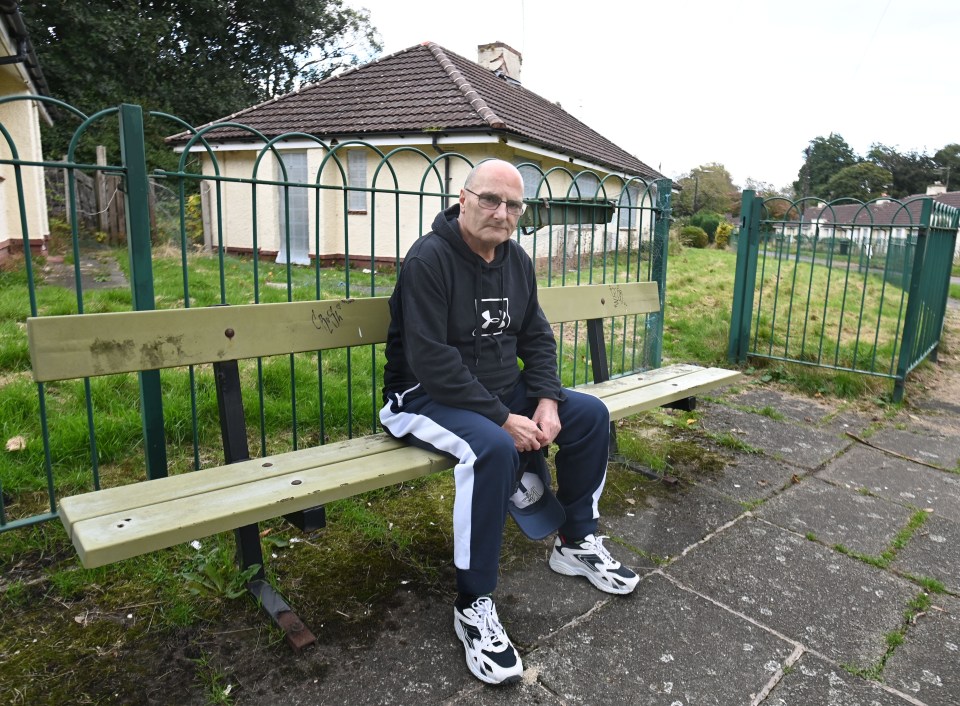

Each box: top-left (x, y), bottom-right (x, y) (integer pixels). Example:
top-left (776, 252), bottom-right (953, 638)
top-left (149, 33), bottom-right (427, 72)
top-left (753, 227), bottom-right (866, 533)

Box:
top-left (27, 281), bottom-right (660, 382)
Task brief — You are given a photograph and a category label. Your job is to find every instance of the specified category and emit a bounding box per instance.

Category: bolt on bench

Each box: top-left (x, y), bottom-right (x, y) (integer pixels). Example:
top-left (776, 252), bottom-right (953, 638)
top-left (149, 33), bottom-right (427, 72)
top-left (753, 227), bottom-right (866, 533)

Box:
top-left (27, 281), bottom-right (740, 649)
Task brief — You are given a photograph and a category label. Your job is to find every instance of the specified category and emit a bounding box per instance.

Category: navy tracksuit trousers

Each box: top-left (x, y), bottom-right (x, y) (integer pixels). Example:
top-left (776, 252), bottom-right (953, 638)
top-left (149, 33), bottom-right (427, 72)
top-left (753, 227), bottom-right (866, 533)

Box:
top-left (379, 377), bottom-right (609, 596)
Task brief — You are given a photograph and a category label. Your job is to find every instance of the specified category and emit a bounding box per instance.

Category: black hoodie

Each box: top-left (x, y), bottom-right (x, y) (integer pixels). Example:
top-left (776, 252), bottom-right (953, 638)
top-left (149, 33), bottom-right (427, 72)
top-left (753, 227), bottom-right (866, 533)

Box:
top-left (382, 205), bottom-right (565, 425)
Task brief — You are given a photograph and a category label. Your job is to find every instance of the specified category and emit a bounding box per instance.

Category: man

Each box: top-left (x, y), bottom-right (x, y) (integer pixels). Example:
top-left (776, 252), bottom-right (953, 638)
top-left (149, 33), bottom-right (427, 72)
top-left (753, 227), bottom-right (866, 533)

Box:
top-left (380, 159), bottom-right (638, 685)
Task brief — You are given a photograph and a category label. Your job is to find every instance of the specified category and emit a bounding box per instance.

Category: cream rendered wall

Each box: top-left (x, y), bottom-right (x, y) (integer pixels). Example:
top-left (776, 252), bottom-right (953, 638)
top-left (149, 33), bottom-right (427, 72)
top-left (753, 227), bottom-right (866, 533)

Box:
top-left (199, 140), bottom-right (654, 267)
top-left (0, 70), bottom-right (48, 253)
top-left (201, 149), bottom-right (283, 254)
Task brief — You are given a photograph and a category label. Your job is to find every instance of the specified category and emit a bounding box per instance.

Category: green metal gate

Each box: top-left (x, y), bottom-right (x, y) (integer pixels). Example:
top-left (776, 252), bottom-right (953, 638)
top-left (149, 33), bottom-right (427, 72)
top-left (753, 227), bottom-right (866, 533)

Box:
top-left (0, 99), bottom-right (672, 533)
top-left (728, 190), bottom-right (958, 401)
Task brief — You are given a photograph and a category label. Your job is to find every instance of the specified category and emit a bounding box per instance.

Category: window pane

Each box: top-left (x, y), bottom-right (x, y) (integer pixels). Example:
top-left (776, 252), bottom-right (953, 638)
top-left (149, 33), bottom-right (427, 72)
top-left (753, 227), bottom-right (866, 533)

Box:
top-left (618, 186), bottom-right (641, 228)
top-left (572, 172), bottom-right (599, 199)
top-left (516, 162), bottom-right (543, 199)
top-left (277, 152), bottom-right (310, 265)
top-left (348, 150), bottom-right (367, 211)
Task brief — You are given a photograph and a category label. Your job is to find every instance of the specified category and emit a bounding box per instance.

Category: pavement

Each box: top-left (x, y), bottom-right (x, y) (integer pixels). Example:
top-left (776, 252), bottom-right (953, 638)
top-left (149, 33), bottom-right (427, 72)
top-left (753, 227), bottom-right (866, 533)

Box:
top-left (258, 331), bottom-right (960, 706)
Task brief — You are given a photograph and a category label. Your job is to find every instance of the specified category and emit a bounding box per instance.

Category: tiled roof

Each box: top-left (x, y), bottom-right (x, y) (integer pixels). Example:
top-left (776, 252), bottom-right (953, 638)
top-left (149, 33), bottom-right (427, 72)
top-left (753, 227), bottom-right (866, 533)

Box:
top-left (168, 42), bottom-right (661, 180)
top-left (802, 191), bottom-right (960, 226)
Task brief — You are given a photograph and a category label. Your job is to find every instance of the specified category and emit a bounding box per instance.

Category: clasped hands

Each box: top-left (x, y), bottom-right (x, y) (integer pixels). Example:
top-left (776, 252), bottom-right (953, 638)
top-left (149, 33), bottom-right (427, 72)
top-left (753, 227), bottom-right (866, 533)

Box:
top-left (502, 398), bottom-right (560, 453)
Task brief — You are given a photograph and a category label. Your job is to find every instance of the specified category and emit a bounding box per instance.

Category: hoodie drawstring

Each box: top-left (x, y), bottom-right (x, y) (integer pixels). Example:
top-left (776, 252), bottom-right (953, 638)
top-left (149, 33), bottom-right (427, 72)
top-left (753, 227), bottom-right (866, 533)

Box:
top-left (474, 262), bottom-right (483, 366)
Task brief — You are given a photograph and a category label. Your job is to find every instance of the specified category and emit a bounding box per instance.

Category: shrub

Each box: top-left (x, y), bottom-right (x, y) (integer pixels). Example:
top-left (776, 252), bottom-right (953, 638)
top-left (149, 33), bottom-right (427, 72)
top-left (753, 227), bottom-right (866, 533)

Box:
top-left (715, 222), bottom-right (733, 249)
top-left (679, 225), bottom-right (708, 249)
top-left (690, 212), bottom-right (722, 243)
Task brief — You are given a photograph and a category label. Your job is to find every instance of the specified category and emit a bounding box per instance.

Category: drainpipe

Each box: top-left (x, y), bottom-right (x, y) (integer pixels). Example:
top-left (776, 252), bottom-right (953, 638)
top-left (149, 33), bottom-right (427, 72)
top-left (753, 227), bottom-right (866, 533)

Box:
top-left (432, 133), bottom-right (451, 209)
top-left (0, 35), bottom-right (26, 64)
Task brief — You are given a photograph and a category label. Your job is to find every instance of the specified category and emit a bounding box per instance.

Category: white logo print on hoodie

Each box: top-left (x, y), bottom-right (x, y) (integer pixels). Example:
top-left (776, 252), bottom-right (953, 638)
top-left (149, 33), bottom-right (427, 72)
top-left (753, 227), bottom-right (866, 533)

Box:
top-left (474, 297), bottom-right (510, 337)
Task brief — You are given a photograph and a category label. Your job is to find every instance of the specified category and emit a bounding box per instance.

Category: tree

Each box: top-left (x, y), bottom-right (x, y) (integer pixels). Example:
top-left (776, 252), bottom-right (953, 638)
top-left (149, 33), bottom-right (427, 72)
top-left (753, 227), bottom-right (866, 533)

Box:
top-left (673, 163), bottom-right (738, 217)
top-left (793, 133), bottom-right (858, 200)
top-left (824, 163), bottom-right (892, 202)
top-left (866, 143), bottom-right (935, 198)
top-left (933, 143), bottom-right (960, 191)
top-left (22, 1), bottom-right (382, 162)
top-left (743, 178), bottom-right (793, 219)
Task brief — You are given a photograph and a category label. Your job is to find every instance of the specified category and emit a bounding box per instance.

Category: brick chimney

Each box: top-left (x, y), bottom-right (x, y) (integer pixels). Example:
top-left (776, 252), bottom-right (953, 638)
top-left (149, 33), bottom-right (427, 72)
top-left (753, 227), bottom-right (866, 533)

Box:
top-left (477, 41), bottom-right (522, 83)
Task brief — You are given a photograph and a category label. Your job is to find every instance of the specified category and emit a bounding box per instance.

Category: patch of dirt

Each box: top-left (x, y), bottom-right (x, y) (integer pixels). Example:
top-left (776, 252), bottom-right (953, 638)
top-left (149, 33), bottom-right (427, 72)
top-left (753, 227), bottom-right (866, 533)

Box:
top-left (41, 250), bottom-right (127, 291)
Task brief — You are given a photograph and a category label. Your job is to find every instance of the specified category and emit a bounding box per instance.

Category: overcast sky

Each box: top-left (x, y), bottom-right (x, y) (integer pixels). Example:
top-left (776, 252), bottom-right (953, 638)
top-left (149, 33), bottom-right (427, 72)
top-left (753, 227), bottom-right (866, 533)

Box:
top-left (347, 0), bottom-right (959, 190)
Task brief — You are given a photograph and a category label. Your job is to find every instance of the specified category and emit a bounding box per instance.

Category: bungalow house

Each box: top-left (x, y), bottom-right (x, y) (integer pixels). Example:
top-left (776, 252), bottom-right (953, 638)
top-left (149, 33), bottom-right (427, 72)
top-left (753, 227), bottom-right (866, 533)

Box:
top-left (801, 183), bottom-right (960, 260)
top-left (0, 0), bottom-right (51, 261)
top-left (169, 41), bottom-right (663, 266)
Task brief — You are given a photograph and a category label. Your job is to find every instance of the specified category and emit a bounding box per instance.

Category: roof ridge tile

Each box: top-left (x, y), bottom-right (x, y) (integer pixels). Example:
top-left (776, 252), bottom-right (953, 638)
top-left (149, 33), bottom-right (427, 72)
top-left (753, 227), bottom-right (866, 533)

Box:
top-left (424, 42), bottom-right (506, 130)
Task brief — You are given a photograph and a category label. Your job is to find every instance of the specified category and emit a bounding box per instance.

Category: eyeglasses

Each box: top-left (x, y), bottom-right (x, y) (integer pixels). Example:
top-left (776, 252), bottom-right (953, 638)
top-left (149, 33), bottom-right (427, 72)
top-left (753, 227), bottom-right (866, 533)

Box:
top-left (464, 188), bottom-right (526, 216)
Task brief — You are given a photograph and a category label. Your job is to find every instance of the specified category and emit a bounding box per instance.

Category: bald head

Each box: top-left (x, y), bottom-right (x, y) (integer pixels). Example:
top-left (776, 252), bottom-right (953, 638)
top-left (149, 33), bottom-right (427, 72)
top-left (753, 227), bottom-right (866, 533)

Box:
top-left (464, 160), bottom-right (524, 192)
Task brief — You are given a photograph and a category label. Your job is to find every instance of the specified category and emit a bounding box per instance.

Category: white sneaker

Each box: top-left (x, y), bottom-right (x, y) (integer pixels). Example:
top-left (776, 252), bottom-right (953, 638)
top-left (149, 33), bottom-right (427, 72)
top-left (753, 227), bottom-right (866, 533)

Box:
top-left (548, 534), bottom-right (640, 595)
top-left (453, 596), bottom-right (523, 685)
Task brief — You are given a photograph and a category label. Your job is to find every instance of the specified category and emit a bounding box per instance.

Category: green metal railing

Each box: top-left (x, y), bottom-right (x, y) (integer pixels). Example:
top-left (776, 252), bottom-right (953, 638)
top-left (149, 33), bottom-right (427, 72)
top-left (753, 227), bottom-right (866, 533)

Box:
top-left (0, 99), bottom-right (672, 532)
top-left (729, 190), bottom-right (958, 401)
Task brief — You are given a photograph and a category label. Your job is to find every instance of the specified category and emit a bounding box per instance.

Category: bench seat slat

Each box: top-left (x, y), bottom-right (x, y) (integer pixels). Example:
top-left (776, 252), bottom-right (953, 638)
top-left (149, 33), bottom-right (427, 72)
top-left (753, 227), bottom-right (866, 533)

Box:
top-left (58, 433), bottom-right (408, 532)
top-left (67, 444), bottom-right (454, 568)
top-left (587, 365), bottom-right (743, 420)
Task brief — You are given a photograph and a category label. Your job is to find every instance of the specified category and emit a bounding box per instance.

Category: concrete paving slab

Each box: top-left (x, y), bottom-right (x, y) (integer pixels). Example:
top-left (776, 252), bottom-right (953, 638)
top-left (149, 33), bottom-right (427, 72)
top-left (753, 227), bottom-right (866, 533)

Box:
top-left (820, 445), bottom-right (960, 524)
top-left (695, 444), bottom-right (807, 504)
top-left (891, 514), bottom-right (960, 594)
top-left (494, 548), bottom-right (650, 649)
top-left (603, 484), bottom-right (746, 561)
top-left (698, 402), bottom-right (851, 470)
top-left (755, 477), bottom-right (915, 557)
top-left (724, 386), bottom-right (837, 425)
top-left (449, 679), bottom-right (563, 705)
top-left (883, 593), bottom-right (960, 706)
top-left (870, 426), bottom-right (960, 470)
top-left (274, 591), bottom-right (474, 706)
top-left (529, 572), bottom-right (795, 705)
top-left (666, 517), bottom-right (919, 670)
top-left (762, 652), bottom-right (918, 705)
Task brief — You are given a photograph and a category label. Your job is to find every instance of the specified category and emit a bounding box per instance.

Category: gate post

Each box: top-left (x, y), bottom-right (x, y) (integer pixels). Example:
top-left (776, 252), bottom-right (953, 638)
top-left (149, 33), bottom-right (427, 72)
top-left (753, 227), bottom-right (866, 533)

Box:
top-left (893, 199), bottom-right (932, 403)
top-left (119, 103), bottom-right (167, 479)
top-left (728, 190), bottom-right (761, 363)
top-left (645, 178), bottom-right (672, 368)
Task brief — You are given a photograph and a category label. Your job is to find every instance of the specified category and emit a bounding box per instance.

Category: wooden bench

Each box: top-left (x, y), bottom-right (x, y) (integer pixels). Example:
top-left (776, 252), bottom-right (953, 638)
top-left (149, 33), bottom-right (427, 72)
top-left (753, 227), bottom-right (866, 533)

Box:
top-left (27, 281), bottom-right (740, 648)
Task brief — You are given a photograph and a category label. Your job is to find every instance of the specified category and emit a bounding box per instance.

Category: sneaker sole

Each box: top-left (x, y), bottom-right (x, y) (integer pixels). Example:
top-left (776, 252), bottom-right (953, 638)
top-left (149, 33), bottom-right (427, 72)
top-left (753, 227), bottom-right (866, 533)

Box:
top-left (549, 553), bottom-right (639, 595)
top-left (453, 615), bottom-right (523, 685)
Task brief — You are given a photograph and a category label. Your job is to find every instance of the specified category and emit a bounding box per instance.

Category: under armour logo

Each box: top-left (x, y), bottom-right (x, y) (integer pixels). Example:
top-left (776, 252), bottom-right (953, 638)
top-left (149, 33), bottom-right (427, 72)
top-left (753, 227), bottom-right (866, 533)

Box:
top-left (474, 297), bottom-right (510, 337)
top-left (480, 309), bottom-right (506, 330)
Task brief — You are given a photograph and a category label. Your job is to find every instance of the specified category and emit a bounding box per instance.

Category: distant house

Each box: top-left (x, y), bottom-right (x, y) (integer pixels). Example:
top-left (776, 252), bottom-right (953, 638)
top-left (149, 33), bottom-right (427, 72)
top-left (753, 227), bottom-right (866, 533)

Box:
top-left (169, 41), bottom-right (663, 265)
top-left (0, 0), bottom-right (52, 261)
top-left (801, 184), bottom-right (960, 259)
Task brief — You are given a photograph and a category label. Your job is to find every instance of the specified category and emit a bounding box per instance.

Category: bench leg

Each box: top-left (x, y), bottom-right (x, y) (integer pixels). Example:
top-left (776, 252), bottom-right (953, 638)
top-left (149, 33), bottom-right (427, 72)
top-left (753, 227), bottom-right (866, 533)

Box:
top-left (215, 358), bottom-right (317, 652)
top-left (663, 396), bottom-right (697, 412)
top-left (235, 522), bottom-right (318, 652)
